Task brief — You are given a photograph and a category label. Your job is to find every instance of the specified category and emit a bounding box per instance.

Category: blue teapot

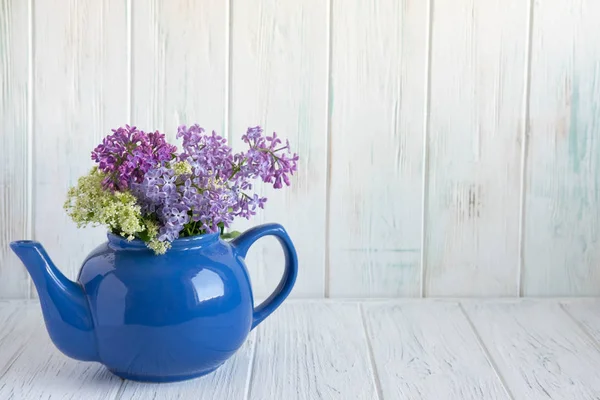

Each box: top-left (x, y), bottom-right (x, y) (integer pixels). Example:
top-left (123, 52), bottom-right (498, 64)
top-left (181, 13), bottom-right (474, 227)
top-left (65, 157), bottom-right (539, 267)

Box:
top-left (10, 223), bottom-right (297, 382)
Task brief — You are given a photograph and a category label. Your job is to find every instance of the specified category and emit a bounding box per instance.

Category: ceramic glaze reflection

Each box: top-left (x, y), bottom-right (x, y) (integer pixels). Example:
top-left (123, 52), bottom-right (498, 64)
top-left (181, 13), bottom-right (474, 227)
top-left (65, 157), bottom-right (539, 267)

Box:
top-left (193, 269), bottom-right (225, 302)
top-left (10, 223), bottom-right (298, 382)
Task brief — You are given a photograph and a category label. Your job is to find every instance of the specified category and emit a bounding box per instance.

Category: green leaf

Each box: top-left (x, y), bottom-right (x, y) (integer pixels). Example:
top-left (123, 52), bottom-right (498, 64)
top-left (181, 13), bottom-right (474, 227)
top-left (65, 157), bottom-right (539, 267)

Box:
top-left (220, 230), bottom-right (242, 240)
top-left (137, 229), bottom-right (151, 242)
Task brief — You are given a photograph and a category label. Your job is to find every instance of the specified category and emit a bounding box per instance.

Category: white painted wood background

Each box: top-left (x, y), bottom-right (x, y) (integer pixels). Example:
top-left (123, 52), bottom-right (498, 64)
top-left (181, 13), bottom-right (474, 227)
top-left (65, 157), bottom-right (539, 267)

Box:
top-left (1, 0), bottom-right (599, 299)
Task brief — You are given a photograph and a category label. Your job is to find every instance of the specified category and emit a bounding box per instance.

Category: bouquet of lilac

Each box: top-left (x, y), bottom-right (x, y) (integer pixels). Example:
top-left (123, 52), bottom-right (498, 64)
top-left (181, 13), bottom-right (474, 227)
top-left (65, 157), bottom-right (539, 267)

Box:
top-left (64, 124), bottom-right (298, 254)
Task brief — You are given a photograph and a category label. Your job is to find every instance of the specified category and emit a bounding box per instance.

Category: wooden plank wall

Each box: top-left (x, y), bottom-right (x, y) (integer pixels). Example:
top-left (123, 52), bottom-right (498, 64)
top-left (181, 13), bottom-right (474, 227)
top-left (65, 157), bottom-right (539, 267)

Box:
top-left (229, 0), bottom-right (328, 297)
top-left (425, 0), bottom-right (527, 296)
top-left (328, 0), bottom-right (426, 297)
top-left (0, 0), bottom-right (30, 297)
top-left (0, 0), bottom-right (598, 299)
top-left (32, 0), bottom-right (128, 298)
top-left (523, 0), bottom-right (600, 296)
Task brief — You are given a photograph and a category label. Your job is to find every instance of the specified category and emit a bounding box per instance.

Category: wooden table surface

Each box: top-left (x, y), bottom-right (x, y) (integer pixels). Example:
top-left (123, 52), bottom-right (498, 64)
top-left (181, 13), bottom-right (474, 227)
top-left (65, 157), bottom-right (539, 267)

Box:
top-left (1, 299), bottom-right (600, 399)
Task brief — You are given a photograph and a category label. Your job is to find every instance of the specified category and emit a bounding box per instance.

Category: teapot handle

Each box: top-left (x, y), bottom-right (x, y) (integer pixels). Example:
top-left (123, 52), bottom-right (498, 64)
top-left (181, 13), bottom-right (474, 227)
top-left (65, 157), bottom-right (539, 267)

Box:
top-left (231, 223), bottom-right (298, 330)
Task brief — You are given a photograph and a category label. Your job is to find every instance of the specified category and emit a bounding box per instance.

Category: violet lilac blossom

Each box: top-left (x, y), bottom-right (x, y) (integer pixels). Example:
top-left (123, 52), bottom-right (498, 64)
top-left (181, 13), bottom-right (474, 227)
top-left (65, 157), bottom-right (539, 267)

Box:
top-left (116, 124), bottom-right (299, 248)
top-left (91, 125), bottom-right (177, 191)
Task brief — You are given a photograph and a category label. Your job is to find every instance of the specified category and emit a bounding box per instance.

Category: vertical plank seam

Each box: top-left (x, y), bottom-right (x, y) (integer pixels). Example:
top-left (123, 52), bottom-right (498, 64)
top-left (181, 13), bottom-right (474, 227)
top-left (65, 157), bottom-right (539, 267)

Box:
top-left (359, 304), bottom-right (384, 400)
top-left (126, 0), bottom-right (132, 123)
top-left (517, 0), bottom-right (535, 297)
top-left (225, 0), bottom-right (232, 144)
top-left (243, 330), bottom-right (258, 400)
top-left (323, 0), bottom-right (333, 298)
top-left (419, 0), bottom-right (434, 298)
top-left (458, 303), bottom-right (515, 400)
top-left (558, 303), bottom-right (600, 353)
top-left (27, 0), bottom-right (35, 299)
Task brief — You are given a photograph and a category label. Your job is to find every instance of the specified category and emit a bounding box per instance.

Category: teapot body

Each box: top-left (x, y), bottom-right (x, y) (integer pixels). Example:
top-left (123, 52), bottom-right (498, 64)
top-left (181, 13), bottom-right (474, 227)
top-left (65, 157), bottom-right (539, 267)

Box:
top-left (79, 233), bottom-right (255, 382)
top-left (11, 223), bottom-right (297, 383)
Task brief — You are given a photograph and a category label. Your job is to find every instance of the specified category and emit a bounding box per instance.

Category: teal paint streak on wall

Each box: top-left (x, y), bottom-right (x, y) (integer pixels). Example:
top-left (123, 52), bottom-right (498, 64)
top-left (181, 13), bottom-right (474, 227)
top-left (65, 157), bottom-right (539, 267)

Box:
top-left (572, 180), bottom-right (588, 222)
top-left (571, 77), bottom-right (588, 221)
top-left (569, 75), bottom-right (583, 174)
top-left (591, 65), bottom-right (600, 209)
top-left (568, 75), bottom-right (592, 176)
top-left (567, 68), bottom-right (600, 235)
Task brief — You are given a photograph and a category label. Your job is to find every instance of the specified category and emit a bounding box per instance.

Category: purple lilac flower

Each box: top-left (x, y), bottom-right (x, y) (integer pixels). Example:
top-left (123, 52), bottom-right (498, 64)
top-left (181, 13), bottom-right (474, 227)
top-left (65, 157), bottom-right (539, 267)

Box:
top-left (235, 126), bottom-right (299, 189)
top-left (91, 125), bottom-right (177, 190)
top-left (128, 124), bottom-right (298, 249)
top-left (158, 205), bottom-right (190, 242)
top-left (177, 125), bottom-right (235, 182)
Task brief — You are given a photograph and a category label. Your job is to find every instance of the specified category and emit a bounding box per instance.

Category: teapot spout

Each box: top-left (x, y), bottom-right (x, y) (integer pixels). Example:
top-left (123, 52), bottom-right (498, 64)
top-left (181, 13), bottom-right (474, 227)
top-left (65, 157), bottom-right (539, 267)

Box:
top-left (10, 240), bottom-right (98, 361)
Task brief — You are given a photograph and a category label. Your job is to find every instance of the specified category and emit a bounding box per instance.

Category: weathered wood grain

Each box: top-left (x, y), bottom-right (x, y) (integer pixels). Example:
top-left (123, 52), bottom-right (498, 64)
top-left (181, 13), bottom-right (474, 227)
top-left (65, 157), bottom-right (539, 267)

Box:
top-left (522, 0), bottom-right (600, 295)
top-left (0, 303), bottom-right (39, 377)
top-left (118, 331), bottom-right (256, 400)
top-left (247, 302), bottom-right (377, 399)
top-left (33, 0), bottom-right (128, 290)
top-left (362, 302), bottom-right (509, 399)
top-left (0, 304), bottom-right (122, 399)
top-left (2, 300), bottom-right (600, 398)
top-left (0, 316), bottom-right (122, 400)
top-left (228, 0), bottom-right (328, 298)
top-left (0, 0), bottom-right (31, 298)
top-left (131, 0), bottom-right (227, 139)
top-left (463, 300), bottom-right (600, 399)
top-left (1, 0), bottom-right (599, 301)
top-left (425, 0), bottom-right (528, 296)
top-left (328, 0), bottom-right (427, 297)
top-left (562, 299), bottom-right (600, 345)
